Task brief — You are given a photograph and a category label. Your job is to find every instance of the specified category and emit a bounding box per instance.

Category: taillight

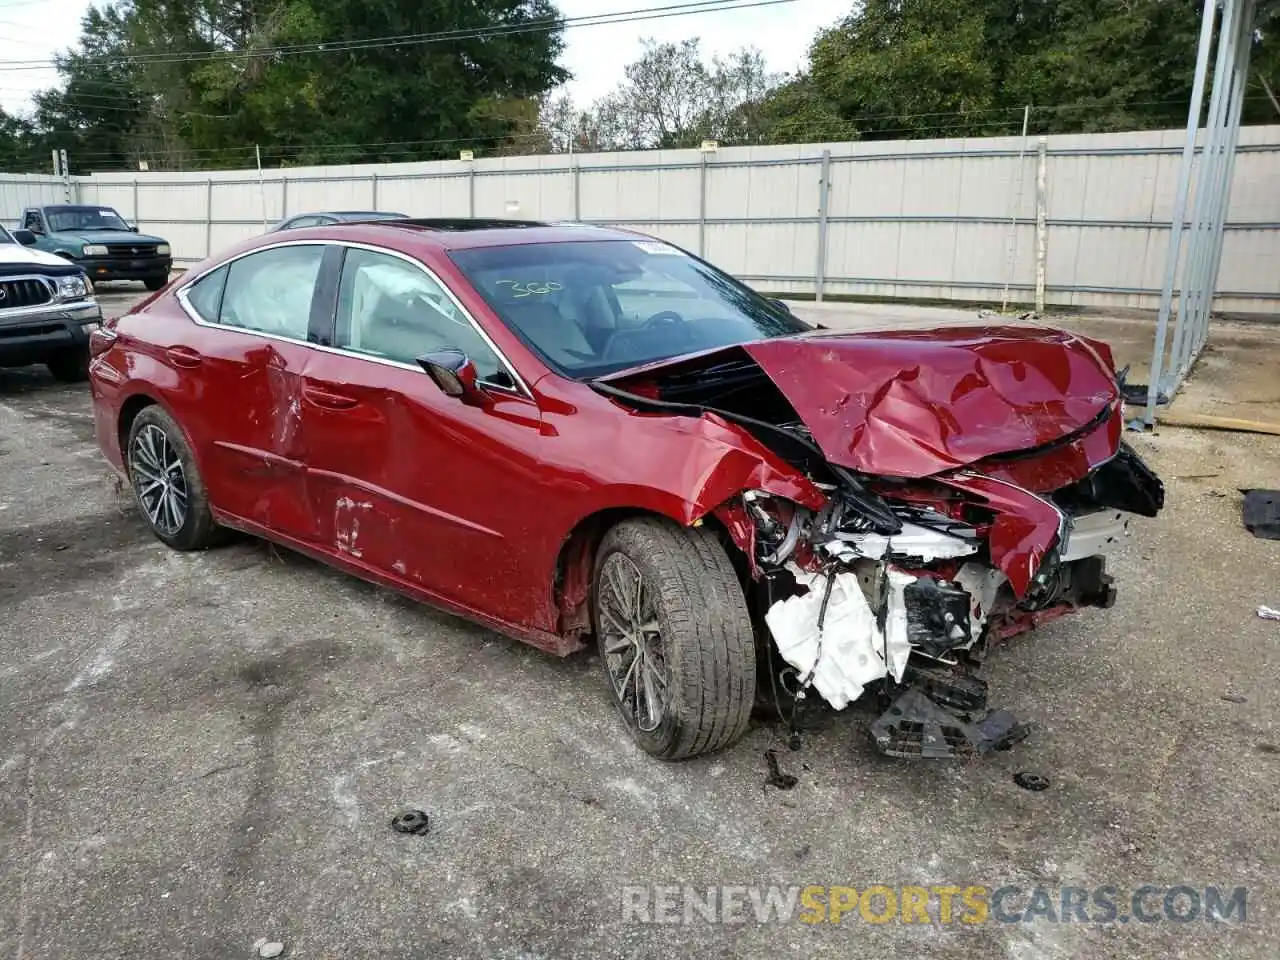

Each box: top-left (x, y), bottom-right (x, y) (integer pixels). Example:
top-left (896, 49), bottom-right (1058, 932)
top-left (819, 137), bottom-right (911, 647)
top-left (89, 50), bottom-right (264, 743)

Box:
top-left (89, 327), bottom-right (118, 358)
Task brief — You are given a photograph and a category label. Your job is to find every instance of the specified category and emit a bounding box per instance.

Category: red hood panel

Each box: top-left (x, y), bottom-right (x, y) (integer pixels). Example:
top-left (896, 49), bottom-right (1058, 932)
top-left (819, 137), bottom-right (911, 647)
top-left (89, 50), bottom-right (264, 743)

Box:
top-left (738, 325), bottom-right (1120, 478)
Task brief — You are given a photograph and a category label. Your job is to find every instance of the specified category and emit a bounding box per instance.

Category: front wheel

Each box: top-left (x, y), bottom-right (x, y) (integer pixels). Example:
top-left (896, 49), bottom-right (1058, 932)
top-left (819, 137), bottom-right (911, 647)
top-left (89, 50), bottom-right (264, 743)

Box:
top-left (593, 518), bottom-right (756, 760)
top-left (143, 276), bottom-right (168, 291)
top-left (126, 405), bottom-right (220, 550)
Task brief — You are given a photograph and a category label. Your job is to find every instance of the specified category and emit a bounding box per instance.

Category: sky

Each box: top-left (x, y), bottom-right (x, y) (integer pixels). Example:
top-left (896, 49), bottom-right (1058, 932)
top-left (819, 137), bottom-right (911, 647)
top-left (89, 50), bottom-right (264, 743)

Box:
top-left (0, 0), bottom-right (851, 115)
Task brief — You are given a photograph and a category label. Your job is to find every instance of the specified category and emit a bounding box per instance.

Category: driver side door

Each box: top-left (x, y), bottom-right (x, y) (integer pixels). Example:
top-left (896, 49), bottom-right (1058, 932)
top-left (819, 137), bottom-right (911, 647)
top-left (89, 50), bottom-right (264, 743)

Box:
top-left (299, 244), bottom-right (548, 626)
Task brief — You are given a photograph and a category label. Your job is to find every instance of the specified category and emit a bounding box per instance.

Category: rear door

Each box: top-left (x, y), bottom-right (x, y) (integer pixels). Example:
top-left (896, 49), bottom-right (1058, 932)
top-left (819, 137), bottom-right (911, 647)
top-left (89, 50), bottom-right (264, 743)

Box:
top-left (169, 242), bottom-right (329, 541)
top-left (298, 243), bottom-right (546, 624)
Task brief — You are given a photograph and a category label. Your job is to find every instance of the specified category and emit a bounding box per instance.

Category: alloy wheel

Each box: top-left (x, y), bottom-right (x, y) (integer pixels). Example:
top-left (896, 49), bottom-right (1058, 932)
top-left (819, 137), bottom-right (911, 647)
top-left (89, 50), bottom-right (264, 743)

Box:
top-left (130, 423), bottom-right (188, 537)
top-left (598, 552), bottom-right (669, 732)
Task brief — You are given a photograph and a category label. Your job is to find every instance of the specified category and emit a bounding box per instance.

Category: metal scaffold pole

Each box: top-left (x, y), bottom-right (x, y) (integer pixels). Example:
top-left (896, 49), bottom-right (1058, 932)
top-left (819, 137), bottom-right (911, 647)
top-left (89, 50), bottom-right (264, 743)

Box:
top-left (1145, 0), bottom-right (1258, 426)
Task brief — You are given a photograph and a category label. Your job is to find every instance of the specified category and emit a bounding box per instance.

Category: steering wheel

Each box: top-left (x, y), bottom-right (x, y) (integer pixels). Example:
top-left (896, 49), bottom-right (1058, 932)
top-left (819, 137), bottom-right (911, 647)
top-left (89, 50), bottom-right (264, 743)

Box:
top-left (641, 310), bottom-right (686, 329)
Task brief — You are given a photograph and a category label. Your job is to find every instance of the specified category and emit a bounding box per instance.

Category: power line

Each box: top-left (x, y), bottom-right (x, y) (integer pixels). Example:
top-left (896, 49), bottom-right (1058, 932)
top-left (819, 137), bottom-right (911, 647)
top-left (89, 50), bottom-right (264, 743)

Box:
top-left (0, 0), bottom-right (802, 72)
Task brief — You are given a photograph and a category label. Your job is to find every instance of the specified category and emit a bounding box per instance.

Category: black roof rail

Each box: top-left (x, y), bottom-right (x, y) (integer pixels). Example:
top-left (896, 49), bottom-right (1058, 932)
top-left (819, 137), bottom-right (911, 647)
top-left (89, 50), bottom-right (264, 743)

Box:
top-left (379, 217), bottom-right (552, 232)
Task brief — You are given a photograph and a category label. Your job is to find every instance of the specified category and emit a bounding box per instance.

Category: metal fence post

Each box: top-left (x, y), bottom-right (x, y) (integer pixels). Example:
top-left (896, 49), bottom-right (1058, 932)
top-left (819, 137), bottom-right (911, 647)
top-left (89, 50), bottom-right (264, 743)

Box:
top-left (1034, 138), bottom-right (1048, 314)
top-left (132, 179), bottom-right (140, 229)
top-left (571, 156), bottom-right (580, 221)
top-left (1169, 0), bottom-right (1240, 392)
top-left (815, 151), bottom-right (832, 303)
top-left (281, 175), bottom-right (289, 218)
top-left (1198, 1), bottom-right (1254, 356)
top-left (468, 166), bottom-right (476, 218)
top-left (698, 153), bottom-right (708, 256)
top-left (371, 172), bottom-right (378, 209)
top-left (1146, 0), bottom-right (1217, 422)
top-left (205, 179), bottom-right (214, 258)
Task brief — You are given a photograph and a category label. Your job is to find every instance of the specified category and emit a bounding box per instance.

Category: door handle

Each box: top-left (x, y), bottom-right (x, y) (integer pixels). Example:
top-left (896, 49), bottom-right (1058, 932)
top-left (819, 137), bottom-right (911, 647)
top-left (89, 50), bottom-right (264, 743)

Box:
top-left (166, 345), bottom-right (202, 369)
top-left (302, 385), bottom-right (359, 410)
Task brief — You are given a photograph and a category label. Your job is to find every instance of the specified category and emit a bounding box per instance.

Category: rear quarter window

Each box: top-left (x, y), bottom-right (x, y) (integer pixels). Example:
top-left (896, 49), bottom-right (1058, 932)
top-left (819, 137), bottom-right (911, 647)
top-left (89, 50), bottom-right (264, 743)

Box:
top-left (184, 266), bottom-right (229, 322)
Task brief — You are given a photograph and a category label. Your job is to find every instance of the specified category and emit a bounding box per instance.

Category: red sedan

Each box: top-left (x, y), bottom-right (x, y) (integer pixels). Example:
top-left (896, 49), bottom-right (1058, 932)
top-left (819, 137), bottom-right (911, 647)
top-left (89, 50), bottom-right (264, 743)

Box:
top-left (89, 220), bottom-right (1164, 761)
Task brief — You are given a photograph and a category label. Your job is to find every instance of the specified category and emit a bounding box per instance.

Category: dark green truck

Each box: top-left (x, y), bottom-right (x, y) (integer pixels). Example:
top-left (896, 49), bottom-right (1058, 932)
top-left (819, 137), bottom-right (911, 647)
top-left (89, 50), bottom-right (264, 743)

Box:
top-left (17, 204), bottom-right (173, 290)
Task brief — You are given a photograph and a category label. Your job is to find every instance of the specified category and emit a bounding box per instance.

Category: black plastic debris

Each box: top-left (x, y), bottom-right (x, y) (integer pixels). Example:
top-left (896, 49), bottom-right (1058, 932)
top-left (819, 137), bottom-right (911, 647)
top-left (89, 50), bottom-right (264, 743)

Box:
top-left (1221, 694), bottom-right (1248, 704)
top-left (1115, 365), bottom-right (1169, 407)
top-left (1014, 772), bottom-right (1051, 792)
top-left (902, 578), bottom-right (972, 657)
top-left (1242, 489), bottom-right (1280, 540)
top-left (390, 809), bottom-right (431, 835)
top-left (764, 749), bottom-right (798, 790)
top-left (870, 687), bottom-right (1030, 759)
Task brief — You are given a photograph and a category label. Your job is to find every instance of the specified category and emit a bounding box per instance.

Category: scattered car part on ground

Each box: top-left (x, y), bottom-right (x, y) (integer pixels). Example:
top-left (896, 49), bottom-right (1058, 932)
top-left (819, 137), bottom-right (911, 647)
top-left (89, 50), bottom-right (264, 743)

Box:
top-left (1013, 772), bottom-right (1051, 791)
top-left (763, 749), bottom-right (798, 790)
top-left (1257, 606), bottom-right (1280, 622)
top-left (17, 204), bottom-right (173, 290)
top-left (390, 809), bottom-right (432, 835)
top-left (87, 219), bottom-right (1165, 764)
top-left (0, 223), bottom-right (102, 381)
top-left (269, 211), bottom-right (409, 232)
top-left (1241, 489), bottom-right (1280, 540)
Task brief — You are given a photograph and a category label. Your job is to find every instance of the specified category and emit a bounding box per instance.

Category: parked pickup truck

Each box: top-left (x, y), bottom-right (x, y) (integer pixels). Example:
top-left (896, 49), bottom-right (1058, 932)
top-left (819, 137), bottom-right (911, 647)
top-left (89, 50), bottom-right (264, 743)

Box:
top-left (0, 223), bottom-right (103, 381)
top-left (17, 204), bottom-right (172, 291)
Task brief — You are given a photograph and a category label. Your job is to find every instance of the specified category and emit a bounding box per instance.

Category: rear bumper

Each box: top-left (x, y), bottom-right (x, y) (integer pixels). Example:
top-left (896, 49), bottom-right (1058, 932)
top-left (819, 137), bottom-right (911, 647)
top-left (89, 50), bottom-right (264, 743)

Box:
top-left (77, 257), bottom-right (172, 281)
top-left (0, 300), bottom-right (103, 365)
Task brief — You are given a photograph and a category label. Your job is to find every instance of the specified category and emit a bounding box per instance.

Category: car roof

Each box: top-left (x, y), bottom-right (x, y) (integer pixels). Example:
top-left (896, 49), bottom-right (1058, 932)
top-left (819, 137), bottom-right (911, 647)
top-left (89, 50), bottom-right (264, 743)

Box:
top-left (39, 204), bottom-right (116, 213)
top-left (289, 211), bottom-right (407, 220)
top-left (316, 218), bottom-right (646, 251)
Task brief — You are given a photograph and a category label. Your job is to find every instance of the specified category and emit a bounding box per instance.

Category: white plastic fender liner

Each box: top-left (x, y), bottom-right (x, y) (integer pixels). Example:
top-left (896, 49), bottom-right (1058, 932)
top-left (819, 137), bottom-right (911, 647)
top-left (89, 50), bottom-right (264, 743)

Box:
top-left (765, 566), bottom-right (915, 710)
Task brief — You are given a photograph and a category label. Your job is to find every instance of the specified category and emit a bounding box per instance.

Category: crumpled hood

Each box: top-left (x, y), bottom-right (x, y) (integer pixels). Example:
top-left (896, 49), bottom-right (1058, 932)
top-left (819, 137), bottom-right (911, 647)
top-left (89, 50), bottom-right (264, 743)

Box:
top-left (609, 325), bottom-right (1121, 479)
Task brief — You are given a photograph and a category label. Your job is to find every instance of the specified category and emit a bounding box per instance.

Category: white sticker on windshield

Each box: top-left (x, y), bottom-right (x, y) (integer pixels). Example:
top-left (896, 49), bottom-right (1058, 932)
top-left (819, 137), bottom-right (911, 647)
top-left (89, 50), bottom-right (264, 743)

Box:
top-left (632, 240), bottom-right (683, 256)
top-left (100, 209), bottom-right (115, 216)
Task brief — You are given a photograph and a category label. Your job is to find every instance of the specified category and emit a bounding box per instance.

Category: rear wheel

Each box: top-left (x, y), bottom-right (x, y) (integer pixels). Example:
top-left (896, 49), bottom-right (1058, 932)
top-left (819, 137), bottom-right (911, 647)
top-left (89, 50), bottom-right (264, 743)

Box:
top-left (593, 517), bottom-right (756, 760)
top-left (126, 405), bottom-right (220, 550)
top-left (46, 349), bottom-right (89, 383)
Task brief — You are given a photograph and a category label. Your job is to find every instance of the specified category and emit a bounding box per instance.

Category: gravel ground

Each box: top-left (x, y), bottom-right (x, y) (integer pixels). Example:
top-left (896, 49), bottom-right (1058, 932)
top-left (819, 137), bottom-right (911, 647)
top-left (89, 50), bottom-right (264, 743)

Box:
top-left (1, 289), bottom-right (1277, 959)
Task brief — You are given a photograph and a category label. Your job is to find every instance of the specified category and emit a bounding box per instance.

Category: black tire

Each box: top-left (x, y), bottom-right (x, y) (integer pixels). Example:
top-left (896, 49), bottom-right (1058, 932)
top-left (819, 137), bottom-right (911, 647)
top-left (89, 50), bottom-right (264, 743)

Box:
top-left (144, 276), bottom-right (168, 291)
top-left (593, 517), bottom-right (756, 760)
top-left (126, 405), bottom-right (220, 550)
top-left (46, 349), bottom-right (89, 383)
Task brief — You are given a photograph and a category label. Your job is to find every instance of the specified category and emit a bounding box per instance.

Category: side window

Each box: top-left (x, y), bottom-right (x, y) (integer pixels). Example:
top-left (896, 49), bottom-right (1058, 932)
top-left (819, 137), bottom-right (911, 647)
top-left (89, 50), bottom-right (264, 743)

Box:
top-left (284, 215), bottom-right (320, 230)
top-left (184, 265), bottom-right (228, 322)
top-left (218, 245), bottom-right (324, 341)
top-left (23, 211), bottom-right (43, 232)
top-left (334, 247), bottom-right (512, 387)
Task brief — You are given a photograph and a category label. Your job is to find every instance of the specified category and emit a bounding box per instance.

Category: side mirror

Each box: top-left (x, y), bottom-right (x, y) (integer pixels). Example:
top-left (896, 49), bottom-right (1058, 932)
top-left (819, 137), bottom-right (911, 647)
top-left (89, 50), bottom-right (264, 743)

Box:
top-left (128, 224), bottom-right (139, 233)
top-left (12, 229), bottom-right (36, 246)
top-left (417, 348), bottom-right (488, 407)
top-left (769, 297), bottom-right (794, 314)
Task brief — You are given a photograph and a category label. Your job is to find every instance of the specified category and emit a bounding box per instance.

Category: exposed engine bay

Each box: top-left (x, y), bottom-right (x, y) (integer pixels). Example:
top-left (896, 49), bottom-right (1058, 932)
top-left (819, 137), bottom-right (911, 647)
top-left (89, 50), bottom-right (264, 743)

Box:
top-left (596, 326), bottom-right (1166, 759)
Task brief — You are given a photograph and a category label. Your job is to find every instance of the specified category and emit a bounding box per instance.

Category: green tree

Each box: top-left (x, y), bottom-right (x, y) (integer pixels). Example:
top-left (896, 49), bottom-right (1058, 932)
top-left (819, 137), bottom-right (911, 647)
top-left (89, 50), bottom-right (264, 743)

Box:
top-left (31, 0), bottom-right (568, 170)
top-left (759, 0), bottom-right (1279, 142)
top-left (545, 38), bottom-right (781, 151)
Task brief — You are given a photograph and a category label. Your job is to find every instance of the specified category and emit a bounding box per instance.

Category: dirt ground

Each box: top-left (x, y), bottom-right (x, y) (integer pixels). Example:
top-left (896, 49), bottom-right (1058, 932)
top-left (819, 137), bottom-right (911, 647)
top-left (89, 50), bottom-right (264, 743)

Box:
top-left (1, 285), bottom-right (1277, 959)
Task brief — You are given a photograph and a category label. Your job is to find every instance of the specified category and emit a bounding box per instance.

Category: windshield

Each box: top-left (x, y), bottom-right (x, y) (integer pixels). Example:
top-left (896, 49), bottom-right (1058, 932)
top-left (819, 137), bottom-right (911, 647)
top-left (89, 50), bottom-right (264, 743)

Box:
top-left (46, 206), bottom-right (130, 232)
top-left (449, 238), bottom-right (810, 378)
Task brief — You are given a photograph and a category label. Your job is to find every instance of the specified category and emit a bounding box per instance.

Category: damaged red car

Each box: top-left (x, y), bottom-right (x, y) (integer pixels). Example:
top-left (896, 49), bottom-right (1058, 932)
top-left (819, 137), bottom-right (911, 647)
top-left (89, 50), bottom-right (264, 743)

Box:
top-left (88, 220), bottom-right (1164, 761)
